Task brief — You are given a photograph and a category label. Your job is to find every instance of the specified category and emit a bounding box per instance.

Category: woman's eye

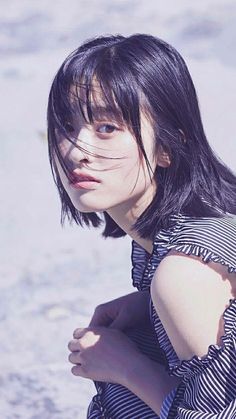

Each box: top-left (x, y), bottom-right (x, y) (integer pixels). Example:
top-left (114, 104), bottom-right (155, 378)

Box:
top-left (64, 122), bottom-right (75, 133)
top-left (96, 124), bottom-right (117, 135)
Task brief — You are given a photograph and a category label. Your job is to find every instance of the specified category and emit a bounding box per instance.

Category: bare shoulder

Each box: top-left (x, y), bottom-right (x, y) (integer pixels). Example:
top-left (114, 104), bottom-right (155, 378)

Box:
top-left (150, 250), bottom-right (234, 361)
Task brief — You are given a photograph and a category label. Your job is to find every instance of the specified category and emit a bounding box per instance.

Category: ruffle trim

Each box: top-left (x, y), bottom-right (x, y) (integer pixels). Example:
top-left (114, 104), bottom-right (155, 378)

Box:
top-left (153, 213), bottom-right (236, 275)
top-left (167, 243), bottom-right (236, 274)
top-left (87, 382), bottom-right (110, 418)
top-left (131, 240), bottom-right (151, 290)
top-left (150, 214), bottom-right (236, 378)
top-left (131, 214), bottom-right (236, 292)
top-left (153, 298), bottom-right (236, 379)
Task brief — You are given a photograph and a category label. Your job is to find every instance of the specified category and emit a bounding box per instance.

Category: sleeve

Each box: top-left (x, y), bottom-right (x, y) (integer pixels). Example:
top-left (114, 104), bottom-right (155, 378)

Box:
top-left (151, 215), bottom-right (236, 418)
top-left (166, 298), bottom-right (236, 418)
top-left (164, 215), bottom-right (236, 274)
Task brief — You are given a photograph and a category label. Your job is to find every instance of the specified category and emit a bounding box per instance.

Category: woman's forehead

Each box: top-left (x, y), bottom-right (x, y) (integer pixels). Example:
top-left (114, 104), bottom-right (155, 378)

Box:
top-left (69, 80), bottom-right (101, 102)
top-left (68, 82), bottom-right (124, 122)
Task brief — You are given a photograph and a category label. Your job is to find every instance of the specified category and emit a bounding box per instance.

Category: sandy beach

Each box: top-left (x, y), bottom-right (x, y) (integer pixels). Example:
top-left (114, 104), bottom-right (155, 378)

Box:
top-left (1, 0), bottom-right (236, 417)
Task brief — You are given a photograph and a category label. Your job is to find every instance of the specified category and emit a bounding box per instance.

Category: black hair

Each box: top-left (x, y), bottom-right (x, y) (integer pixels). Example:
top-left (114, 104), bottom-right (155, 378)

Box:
top-left (47, 33), bottom-right (236, 240)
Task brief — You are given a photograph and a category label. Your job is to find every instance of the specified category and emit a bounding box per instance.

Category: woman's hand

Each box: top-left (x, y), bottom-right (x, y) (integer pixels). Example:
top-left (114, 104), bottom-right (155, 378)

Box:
top-left (68, 326), bottom-right (143, 385)
top-left (88, 290), bottom-right (151, 331)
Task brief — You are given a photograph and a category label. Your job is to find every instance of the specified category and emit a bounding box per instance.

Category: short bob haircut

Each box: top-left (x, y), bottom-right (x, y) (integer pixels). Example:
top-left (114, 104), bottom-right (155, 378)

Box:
top-left (47, 33), bottom-right (236, 239)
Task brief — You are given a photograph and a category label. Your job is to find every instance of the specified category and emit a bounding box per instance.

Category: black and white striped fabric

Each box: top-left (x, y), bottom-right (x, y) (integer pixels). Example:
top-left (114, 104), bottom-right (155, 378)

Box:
top-left (87, 325), bottom-right (165, 418)
top-left (87, 214), bottom-right (236, 418)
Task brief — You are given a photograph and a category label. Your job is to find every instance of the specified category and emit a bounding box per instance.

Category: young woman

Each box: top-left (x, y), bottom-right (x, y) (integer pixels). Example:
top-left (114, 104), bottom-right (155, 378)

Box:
top-left (47, 34), bottom-right (236, 418)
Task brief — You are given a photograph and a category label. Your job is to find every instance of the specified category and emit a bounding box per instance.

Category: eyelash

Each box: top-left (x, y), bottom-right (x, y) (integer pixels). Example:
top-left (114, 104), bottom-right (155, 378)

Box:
top-left (63, 121), bottom-right (120, 138)
top-left (95, 123), bottom-right (119, 136)
top-left (63, 122), bottom-right (75, 133)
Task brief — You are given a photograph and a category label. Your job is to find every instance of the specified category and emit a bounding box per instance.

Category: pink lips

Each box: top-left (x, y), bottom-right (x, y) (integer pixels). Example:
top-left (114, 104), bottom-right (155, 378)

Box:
top-left (69, 171), bottom-right (101, 190)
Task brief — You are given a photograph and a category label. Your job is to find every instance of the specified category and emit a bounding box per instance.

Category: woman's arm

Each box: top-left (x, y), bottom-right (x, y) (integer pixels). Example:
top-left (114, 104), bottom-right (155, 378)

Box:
top-left (88, 290), bottom-right (151, 330)
top-left (123, 251), bottom-right (233, 414)
top-left (69, 252), bottom-right (233, 415)
top-left (69, 324), bottom-right (180, 417)
top-left (122, 352), bottom-right (180, 415)
top-left (150, 251), bottom-right (232, 360)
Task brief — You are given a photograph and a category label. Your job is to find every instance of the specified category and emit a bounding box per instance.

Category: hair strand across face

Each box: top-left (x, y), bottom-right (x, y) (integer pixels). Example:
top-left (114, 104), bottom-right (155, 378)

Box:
top-left (47, 33), bottom-right (236, 239)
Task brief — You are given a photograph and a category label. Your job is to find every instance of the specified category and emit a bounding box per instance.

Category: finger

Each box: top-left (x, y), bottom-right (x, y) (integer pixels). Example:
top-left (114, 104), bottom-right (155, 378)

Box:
top-left (71, 365), bottom-right (83, 376)
top-left (73, 328), bottom-right (87, 339)
top-left (68, 339), bottom-right (80, 352)
top-left (68, 351), bottom-right (81, 365)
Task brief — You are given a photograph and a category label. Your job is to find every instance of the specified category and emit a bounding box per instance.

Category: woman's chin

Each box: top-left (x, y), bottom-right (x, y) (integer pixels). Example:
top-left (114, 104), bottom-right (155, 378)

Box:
top-left (72, 202), bottom-right (106, 213)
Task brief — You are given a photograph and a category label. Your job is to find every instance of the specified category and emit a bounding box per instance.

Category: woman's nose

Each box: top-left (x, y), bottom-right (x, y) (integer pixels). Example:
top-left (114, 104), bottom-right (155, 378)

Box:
top-left (69, 145), bottom-right (90, 167)
top-left (67, 127), bottom-right (93, 167)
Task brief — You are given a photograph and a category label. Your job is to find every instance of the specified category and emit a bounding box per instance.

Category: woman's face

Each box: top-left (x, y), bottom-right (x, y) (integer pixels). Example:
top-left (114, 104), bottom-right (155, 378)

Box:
top-left (54, 97), bottom-right (159, 216)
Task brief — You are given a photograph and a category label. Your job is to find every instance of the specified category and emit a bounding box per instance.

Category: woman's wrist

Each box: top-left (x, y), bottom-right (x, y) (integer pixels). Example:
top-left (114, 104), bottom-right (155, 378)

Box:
top-left (120, 352), bottom-right (180, 415)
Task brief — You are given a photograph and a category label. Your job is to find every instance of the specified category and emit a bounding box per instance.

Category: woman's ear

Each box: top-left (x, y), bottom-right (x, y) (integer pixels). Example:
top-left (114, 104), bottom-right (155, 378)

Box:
top-left (156, 146), bottom-right (171, 168)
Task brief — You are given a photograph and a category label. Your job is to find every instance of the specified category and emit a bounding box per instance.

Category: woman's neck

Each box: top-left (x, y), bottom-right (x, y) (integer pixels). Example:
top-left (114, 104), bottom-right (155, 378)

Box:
top-left (106, 193), bottom-right (154, 255)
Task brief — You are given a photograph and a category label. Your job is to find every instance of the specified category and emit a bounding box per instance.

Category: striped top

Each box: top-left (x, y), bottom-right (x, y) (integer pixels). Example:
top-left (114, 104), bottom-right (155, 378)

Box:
top-left (131, 213), bottom-right (236, 418)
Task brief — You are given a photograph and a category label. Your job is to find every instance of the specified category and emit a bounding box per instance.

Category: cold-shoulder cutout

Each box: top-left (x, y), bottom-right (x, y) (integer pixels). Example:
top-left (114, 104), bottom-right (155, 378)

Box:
top-left (150, 251), bottom-right (235, 365)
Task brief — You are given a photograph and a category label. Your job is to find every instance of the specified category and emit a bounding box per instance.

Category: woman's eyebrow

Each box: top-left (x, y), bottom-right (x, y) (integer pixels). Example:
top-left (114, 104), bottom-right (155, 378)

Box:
top-left (69, 101), bottom-right (123, 122)
top-left (90, 105), bottom-right (121, 120)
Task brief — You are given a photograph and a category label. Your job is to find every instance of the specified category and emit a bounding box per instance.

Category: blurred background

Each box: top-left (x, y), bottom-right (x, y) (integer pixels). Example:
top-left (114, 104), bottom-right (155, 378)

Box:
top-left (1, 0), bottom-right (236, 418)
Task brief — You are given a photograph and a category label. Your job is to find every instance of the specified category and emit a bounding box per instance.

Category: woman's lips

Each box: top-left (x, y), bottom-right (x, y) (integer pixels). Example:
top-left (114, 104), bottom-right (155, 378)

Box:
top-left (69, 171), bottom-right (101, 190)
top-left (69, 171), bottom-right (100, 183)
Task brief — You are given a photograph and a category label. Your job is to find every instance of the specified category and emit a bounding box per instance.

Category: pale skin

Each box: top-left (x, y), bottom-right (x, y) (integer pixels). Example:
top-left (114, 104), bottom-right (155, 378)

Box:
top-left (57, 92), bottom-right (235, 415)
